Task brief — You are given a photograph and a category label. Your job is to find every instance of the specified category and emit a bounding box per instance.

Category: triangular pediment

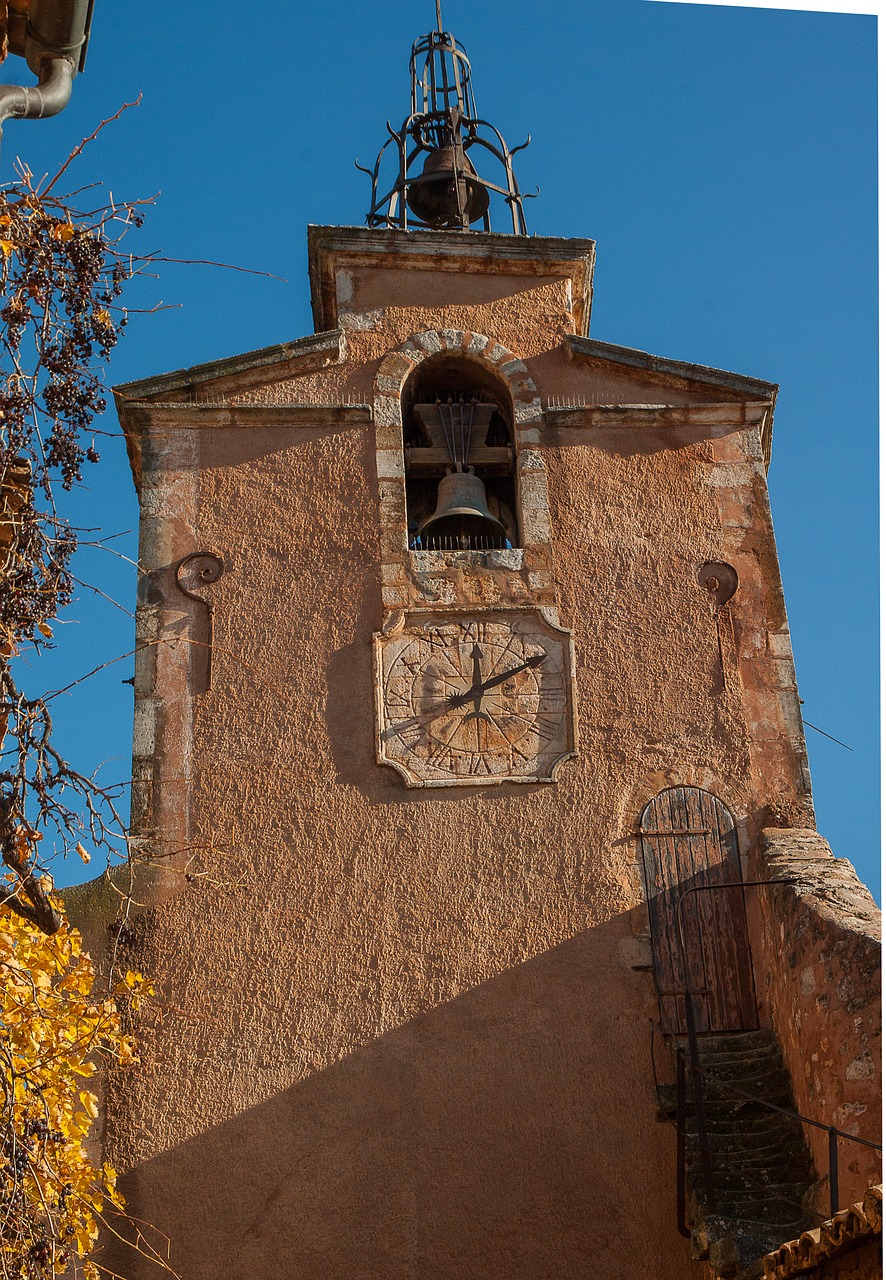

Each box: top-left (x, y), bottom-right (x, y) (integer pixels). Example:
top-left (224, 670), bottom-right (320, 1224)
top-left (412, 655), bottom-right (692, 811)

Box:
top-left (557, 336), bottom-right (778, 465)
top-left (566, 336), bottom-right (778, 403)
top-left (113, 329), bottom-right (346, 405)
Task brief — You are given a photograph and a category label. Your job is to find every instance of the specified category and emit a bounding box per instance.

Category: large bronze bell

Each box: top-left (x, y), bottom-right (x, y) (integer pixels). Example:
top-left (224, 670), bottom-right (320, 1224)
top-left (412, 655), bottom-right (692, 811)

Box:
top-left (406, 146), bottom-right (490, 227)
top-left (419, 469), bottom-right (508, 549)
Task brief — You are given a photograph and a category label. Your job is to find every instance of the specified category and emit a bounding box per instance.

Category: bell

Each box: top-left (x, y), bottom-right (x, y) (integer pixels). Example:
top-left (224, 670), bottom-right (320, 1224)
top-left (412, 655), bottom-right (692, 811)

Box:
top-left (419, 469), bottom-right (508, 549)
top-left (406, 146), bottom-right (490, 227)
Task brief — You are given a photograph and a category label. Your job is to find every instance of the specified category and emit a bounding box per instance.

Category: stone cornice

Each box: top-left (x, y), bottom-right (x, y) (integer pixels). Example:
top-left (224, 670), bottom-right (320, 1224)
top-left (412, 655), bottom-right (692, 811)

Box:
top-left (543, 402), bottom-right (771, 429)
top-left (113, 329), bottom-right (346, 403)
top-left (118, 402), bottom-right (371, 492)
top-left (307, 224), bottom-right (596, 337)
top-left (565, 335), bottom-right (778, 465)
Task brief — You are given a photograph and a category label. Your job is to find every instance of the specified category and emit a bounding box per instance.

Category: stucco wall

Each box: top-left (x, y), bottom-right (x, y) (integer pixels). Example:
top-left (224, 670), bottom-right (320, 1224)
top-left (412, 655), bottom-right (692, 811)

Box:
top-left (94, 231), bottom-right (837, 1280)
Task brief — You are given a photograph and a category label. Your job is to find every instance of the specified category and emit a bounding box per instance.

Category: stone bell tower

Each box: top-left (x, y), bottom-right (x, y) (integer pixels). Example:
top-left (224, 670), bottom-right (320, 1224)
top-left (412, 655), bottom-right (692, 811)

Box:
top-left (90, 11), bottom-right (880, 1280)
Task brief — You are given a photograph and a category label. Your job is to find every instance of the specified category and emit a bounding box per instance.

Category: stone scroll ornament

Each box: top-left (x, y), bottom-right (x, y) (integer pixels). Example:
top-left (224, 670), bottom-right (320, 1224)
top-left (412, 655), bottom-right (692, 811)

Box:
top-left (698, 560), bottom-right (739, 694)
top-left (174, 551), bottom-right (225, 693)
top-left (374, 610), bottom-right (576, 786)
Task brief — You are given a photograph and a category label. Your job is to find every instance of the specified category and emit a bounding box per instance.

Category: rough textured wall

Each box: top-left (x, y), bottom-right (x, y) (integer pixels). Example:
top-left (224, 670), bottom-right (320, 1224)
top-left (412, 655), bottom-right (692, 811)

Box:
top-left (100, 408), bottom-right (700, 1278)
top-left (812, 1241), bottom-right (881, 1280)
top-left (759, 830), bottom-right (881, 1208)
top-left (95, 235), bottom-right (828, 1280)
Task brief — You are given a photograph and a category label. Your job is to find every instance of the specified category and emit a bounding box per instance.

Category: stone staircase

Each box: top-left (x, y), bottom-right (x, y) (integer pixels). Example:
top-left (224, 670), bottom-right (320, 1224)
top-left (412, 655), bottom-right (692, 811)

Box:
top-left (670, 1030), bottom-right (817, 1278)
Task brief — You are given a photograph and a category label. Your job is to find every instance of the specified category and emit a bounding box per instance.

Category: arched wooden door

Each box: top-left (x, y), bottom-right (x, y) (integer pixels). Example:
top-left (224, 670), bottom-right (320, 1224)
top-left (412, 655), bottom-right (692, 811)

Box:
top-left (639, 786), bottom-right (758, 1035)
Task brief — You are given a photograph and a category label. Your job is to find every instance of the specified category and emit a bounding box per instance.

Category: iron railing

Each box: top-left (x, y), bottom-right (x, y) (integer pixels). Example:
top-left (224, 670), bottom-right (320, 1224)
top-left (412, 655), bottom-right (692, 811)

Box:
top-left (651, 877), bottom-right (882, 1236)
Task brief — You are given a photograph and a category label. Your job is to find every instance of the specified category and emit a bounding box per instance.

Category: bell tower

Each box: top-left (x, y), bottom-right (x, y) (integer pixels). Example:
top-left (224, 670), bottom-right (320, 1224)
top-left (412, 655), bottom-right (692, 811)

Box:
top-left (98, 9), bottom-right (881, 1280)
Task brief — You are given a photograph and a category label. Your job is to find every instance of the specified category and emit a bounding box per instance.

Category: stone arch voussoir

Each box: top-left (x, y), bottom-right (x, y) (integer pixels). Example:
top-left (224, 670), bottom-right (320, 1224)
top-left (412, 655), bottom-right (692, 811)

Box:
top-left (373, 329), bottom-right (543, 437)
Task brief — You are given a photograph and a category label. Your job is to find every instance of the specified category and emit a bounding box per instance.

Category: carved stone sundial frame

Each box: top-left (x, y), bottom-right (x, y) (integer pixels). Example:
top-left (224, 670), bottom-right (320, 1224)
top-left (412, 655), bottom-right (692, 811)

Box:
top-left (374, 609), bottom-right (576, 787)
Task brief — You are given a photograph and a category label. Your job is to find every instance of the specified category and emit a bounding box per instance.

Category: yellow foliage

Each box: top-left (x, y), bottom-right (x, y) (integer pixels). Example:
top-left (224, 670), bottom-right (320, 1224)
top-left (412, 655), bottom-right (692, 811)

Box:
top-left (0, 901), bottom-right (138, 1278)
top-left (48, 220), bottom-right (75, 243)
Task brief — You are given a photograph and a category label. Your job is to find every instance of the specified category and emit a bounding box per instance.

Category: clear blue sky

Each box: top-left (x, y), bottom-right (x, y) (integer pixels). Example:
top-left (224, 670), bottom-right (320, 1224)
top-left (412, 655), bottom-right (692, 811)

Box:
top-left (1, 1), bottom-right (877, 895)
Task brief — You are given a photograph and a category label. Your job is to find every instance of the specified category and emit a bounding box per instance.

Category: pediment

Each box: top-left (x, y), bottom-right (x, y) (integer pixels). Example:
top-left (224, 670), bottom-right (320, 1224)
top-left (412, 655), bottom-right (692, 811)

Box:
top-left (560, 336), bottom-right (778, 464)
top-left (113, 329), bottom-right (346, 405)
top-left (565, 336), bottom-right (777, 405)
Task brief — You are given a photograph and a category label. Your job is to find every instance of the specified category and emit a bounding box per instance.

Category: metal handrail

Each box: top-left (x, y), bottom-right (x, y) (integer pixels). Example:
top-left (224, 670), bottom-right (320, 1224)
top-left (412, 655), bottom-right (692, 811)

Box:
top-left (650, 876), bottom-right (881, 1229)
top-left (647, 1013), bottom-right (880, 1223)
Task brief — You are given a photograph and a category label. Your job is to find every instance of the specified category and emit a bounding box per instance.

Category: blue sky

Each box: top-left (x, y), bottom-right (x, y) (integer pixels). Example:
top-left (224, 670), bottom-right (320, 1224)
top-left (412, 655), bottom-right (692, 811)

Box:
top-left (0, 1), bottom-right (877, 895)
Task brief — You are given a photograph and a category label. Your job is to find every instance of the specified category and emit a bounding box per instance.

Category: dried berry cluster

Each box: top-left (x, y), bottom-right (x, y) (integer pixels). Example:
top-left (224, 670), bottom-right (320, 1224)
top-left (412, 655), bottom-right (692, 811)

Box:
top-left (0, 169), bottom-right (142, 652)
top-left (0, 157), bottom-right (150, 940)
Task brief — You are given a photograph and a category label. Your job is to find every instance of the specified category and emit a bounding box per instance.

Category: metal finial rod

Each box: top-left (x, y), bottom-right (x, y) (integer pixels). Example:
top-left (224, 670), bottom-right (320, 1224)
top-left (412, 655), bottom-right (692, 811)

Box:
top-left (436, 0), bottom-right (443, 31)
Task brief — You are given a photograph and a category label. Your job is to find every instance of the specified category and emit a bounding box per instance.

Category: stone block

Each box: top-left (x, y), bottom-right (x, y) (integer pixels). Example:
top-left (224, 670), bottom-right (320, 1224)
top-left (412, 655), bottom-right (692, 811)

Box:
top-left (373, 397), bottom-right (401, 429)
top-left (414, 331), bottom-right (443, 354)
top-left (768, 629), bottom-right (794, 659)
top-left (375, 374), bottom-right (403, 395)
top-left (375, 449), bottom-right (406, 480)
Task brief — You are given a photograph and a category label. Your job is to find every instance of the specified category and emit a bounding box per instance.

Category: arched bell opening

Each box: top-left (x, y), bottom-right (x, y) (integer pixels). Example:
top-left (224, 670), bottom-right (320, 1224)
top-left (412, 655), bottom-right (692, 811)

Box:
top-left (401, 353), bottom-right (518, 551)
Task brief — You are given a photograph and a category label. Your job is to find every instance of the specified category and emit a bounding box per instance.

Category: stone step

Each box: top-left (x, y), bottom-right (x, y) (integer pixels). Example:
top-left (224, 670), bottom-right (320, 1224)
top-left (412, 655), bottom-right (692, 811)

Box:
top-left (704, 1168), bottom-right (811, 1191)
top-left (698, 1058), bottom-right (785, 1084)
top-left (700, 1133), bottom-right (807, 1154)
top-left (696, 1148), bottom-right (812, 1176)
top-left (694, 1045), bottom-right (783, 1068)
top-left (696, 1216), bottom-right (808, 1276)
top-left (679, 1027), bottom-right (816, 1278)
top-left (704, 1195), bottom-right (808, 1222)
top-left (692, 1031), bottom-right (778, 1055)
top-left (687, 1097), bottom-right (796, 1122)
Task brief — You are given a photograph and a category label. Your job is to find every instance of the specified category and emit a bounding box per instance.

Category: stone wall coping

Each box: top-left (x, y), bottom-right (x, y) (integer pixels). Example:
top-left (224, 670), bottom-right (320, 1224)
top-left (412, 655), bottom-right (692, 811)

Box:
top-left (761, 1185), bottom-right (882, 1279)
top-left (760, 828), bottom-right (882, 942)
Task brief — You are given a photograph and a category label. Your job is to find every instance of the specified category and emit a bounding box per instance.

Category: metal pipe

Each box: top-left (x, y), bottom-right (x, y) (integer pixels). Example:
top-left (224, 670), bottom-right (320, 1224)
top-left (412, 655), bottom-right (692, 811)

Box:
top-left (0, 57), bottom-right (74, 129)
top-left (829, 1128), bottom-right (840, 1217)
top-left (0, 0), bottom-right (93, 151)
top-left (684, 991), bottom-right (718, 1213)
top-left (25, 0), bottom-right (92, 74)
top-left (676, 1050), bottom-right (691, 1237)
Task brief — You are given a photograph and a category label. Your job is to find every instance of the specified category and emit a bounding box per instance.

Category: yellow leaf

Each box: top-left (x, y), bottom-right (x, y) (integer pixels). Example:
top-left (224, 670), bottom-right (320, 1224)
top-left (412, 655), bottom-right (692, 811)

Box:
top-left (38, 620), bottom-right (53, 638)
top-left (75, 842), bottom-right (91, 864)
top-left (0, 904), bottom-right (139, 1266)
top-left (79, 1090), bottom-right (98, 1119)
top-left (0, 239), bottom-right (15, 255)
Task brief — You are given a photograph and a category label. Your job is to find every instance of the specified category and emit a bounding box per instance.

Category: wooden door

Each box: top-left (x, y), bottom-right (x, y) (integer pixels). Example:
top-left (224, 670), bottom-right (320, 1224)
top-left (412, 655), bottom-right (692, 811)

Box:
top-left (639, 786), bottom-right (758, 1035)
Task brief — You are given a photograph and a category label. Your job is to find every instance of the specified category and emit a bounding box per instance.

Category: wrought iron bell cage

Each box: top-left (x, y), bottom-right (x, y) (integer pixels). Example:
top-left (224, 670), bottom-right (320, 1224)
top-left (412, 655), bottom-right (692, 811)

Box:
top-left (359, 21), bottom-right (532, 234)
top-left (409, 29), bottom-right (477, 141)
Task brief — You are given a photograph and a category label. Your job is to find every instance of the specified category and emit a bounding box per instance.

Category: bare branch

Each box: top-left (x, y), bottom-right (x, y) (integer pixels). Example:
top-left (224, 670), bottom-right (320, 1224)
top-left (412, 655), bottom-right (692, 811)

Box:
top-left (40, 96), bottom-right (144, 197)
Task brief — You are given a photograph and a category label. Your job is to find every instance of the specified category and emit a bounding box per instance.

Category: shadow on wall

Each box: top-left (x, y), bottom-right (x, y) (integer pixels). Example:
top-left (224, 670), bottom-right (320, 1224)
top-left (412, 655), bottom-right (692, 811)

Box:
top-left (102, 915), bottom-right (694, 1280)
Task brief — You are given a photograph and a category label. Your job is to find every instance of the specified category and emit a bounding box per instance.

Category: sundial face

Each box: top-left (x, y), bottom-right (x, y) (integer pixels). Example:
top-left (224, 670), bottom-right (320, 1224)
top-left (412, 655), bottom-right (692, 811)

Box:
top-left (374, 612), bottom-right (575, 786)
